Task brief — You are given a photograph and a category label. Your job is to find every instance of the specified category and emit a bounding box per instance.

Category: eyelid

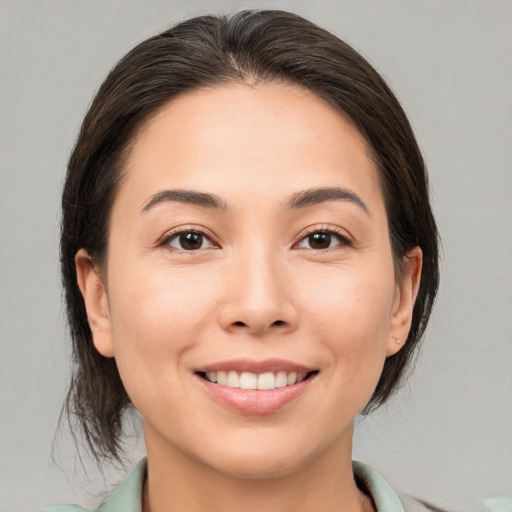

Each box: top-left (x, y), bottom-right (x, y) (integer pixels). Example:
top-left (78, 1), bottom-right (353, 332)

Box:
top-left (157, 225), bottom-right (219, 250)
top-left (293, 225), bottom-right (353, 250)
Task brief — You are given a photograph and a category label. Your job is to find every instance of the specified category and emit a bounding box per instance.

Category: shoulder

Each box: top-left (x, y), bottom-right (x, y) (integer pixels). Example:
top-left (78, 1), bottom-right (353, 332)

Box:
top-left (37, 507), bottom-right (90, 512)
top-left (36, 458), bottom-right (147, 512)
top-left (398, 493), bottom-right (453, 512)
top-left (353, 461), bottom-right (453, 512)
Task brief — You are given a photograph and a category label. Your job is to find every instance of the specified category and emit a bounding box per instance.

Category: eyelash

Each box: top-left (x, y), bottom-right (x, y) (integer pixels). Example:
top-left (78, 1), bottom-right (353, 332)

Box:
top-left (159, 226), bottom-right (352, 252)
top-left (159, 227), bottom-right (218, 252)
top-left (294, 227), bottom-right (352, 251)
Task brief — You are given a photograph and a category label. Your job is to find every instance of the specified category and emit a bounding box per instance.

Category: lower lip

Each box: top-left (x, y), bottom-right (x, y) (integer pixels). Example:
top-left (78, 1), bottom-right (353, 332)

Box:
top-left (197, 374), bottom-right (316, 415)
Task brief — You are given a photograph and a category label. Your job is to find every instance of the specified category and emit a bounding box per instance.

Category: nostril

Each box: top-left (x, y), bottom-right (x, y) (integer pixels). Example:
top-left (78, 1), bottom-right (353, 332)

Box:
top-left (232, 319), bottom-right (285, 328)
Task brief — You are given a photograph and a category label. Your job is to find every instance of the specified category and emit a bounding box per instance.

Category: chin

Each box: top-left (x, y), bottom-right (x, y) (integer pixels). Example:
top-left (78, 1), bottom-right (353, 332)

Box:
top-left (194, 426), bottom-right (339, 481)
top-left (203, 447), bottom-right (313, 480)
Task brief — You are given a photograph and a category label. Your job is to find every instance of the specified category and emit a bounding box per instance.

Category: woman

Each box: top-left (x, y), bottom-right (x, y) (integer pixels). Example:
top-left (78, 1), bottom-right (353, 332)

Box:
top-left (44, 10), bottom-right (439, 512)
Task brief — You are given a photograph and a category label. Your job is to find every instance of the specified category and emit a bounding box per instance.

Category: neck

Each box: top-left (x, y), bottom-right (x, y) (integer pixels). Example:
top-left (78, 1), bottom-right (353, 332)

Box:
top-left (142, 423), bottom-right (374, 512)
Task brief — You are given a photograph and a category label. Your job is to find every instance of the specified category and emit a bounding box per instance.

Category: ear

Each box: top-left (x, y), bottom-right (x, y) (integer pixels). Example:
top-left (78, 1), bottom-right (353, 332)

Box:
top-left (386, 246), bottom-right (423, 357)
top-left (75, 249), bottom-right (115, 358)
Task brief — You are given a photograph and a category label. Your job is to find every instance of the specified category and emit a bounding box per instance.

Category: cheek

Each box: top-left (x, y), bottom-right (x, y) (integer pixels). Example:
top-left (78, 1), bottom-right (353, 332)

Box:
top-left (299, 261), bottom-right (395, 341)
top-left (297, 260), bottom-right (395, 390)
top-left (111, 261), bottom-right (215, 334)
top-left (106, 264), bottom-right (220, 391)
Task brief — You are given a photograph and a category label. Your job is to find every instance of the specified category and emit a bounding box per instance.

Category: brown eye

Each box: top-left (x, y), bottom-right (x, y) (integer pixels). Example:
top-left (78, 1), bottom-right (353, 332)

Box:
top-left (307, 232), bottom-right (332, 249)
top-left (296, 230), bottom-right (349, 250)
top-left (167, 231), bottom-right (212, 251)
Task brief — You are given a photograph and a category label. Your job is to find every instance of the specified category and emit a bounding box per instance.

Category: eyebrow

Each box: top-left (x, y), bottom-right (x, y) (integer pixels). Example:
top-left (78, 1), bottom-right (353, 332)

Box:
top-left (141, 186), bottom-right (368, 215)
top-left (142, 189), bottom-right (227, 212)
top-left (286, 187), bottom-right (368, 213)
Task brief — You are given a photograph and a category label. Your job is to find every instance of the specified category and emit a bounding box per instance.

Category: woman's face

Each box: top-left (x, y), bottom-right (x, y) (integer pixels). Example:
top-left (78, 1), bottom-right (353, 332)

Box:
top-left (78, 83), bottom-right (420, 479)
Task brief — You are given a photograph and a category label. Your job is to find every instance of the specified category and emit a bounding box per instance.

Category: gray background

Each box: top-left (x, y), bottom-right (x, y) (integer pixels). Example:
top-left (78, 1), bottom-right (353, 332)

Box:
top-left (1, 1), bottom-right (511, 511)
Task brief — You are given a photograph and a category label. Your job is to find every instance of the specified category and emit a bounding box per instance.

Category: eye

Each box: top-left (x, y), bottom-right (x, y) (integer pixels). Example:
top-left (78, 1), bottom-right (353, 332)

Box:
top-left (165, 230), bottom-right (215, 251)
top-left (296, 230), bottom-right (350, 250)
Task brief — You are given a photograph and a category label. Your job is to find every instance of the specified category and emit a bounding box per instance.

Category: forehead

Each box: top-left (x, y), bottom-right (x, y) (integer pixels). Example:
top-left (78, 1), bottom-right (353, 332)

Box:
top-left (119, 82), bottom-right (383, 212)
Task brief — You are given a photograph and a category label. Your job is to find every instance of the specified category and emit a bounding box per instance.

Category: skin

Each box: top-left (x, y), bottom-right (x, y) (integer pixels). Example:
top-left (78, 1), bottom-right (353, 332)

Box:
top-left (76, 82), bottom-right (422, 512)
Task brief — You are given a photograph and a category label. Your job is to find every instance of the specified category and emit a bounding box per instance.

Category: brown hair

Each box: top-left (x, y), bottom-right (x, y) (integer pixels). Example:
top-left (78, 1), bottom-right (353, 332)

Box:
top-left (60, 10), bottom-right (439, 463)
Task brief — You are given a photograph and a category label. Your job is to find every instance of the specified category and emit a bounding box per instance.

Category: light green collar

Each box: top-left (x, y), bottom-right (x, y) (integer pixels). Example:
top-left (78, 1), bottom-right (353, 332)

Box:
top-left (97, 458), bottom-right (146, 512)
top-left (353, 460), bottom-right (405, 512)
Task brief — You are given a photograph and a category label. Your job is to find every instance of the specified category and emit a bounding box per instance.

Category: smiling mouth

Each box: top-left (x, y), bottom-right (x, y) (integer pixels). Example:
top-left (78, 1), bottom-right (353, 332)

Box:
top-left (197, 370), bottom-right (319, 391)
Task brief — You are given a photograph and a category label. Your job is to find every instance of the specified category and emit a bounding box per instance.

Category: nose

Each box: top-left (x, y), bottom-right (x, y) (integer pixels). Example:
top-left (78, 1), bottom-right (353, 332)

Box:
top-left (218, 250), bottom-right (299, 336)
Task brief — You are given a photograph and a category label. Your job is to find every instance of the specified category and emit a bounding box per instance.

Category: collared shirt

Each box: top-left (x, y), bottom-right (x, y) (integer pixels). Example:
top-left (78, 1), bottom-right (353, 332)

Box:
top-left (39, 458), bottom-right (432, 512)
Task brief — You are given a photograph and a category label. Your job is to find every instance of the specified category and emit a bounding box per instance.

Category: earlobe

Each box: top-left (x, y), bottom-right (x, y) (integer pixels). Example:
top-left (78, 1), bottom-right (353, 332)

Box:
top-left (75, 249), bottom-right (115, 358)
top-left (386, 247), bottom-right (423, 357)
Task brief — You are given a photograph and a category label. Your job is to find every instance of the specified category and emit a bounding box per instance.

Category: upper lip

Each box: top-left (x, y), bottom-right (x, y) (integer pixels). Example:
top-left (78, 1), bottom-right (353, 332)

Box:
top-left (195, 358), bottom-right (316, 374)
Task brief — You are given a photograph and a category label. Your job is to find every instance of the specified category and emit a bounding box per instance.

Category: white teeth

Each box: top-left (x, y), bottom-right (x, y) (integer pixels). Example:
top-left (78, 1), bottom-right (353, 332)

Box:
top-left (275, 371), bottom-right (288, 388)
top-left (240, 372), bottom-right (258, 390)
top-left (257, 372), bottom-right (275, 390)
top-left (204, 370), bottom-right (313, 390)
top-left (226, 371), bottom-right (240, 388)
